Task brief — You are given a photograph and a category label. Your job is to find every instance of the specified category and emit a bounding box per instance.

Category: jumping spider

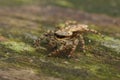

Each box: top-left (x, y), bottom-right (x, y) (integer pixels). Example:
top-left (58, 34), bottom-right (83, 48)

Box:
top-left (34, 21), bottom-right (102, 58)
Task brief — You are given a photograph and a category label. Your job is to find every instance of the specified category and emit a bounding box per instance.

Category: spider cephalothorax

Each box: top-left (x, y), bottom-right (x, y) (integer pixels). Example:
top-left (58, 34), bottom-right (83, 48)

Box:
top-left (34, 21), bottom-right (102, 58)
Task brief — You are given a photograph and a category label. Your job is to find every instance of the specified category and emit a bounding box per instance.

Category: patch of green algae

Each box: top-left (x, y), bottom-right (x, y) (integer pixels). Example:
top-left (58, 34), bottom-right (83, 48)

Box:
top-left (0, 41), bottom-right (35, 53)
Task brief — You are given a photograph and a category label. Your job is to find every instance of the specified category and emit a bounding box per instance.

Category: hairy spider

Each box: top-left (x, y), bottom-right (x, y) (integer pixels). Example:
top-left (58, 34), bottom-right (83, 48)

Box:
top-left (34, 21), bottom-right (103, 58)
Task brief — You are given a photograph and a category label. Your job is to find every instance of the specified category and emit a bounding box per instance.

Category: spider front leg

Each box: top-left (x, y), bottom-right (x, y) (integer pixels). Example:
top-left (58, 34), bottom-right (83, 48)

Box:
top-left (68, 39), bottom-right (79, 58)
top-left (34, 38), bottom-right (41, 47)
top-left (79, 35), bottom-right (86, 53)
top-left (34, 30), bottom-right (54, 48)
top-left (48, 41), bottom-right (67, 57)
top-left (65, 20), bottom-right (77, 26)
top-left (86, 28), bottom-right (104, 38)
top-left (33, 35), bottom-right (45, 48)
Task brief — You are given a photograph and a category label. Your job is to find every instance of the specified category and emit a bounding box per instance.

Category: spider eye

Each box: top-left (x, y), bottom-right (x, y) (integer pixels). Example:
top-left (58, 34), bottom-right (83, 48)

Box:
top-left (67, 32), bottom-right (72, 35)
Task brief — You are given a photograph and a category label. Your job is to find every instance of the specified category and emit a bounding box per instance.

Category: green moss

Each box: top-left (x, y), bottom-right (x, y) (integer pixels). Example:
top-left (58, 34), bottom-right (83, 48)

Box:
top-left (88, 34), bottom-right (120, 49)
top-left (0, 41), bottom-right (35, 53)
top-left (0, 23), bottom-right (120, 80)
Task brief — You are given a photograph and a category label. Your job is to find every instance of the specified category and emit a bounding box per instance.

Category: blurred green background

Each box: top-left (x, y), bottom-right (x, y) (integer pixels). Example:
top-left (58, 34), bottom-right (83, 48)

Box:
top-left (0, 0), bottom-right (120, 17)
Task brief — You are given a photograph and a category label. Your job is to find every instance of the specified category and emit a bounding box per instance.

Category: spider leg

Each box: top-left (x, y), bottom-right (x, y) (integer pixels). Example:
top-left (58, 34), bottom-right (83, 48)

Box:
top-left (48, 41), bottom-right (67, 57)
top-left (86, 29), bottom-right (104, 38)
top-left (34, 38), bottom-right (41, 47)
top-left (68, 39), bottom-right (79, 58)
top-left (65, 20), bottom-right (77, 26)
top-left (79, 35), bottom-right (86, 52)
top-left (34, 30), bottom-right (55, 48)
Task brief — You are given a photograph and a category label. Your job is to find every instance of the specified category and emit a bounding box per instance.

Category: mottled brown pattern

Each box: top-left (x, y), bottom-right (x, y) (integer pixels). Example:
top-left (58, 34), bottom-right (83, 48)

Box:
top-left (34, 21), bottom-right (102, 57)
